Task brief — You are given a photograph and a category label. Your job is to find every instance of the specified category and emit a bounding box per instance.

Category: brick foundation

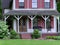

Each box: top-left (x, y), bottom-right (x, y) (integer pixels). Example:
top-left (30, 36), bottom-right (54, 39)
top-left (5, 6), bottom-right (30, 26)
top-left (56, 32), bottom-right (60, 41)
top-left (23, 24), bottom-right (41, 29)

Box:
top-left (20, 33), bottom-right (31, 39)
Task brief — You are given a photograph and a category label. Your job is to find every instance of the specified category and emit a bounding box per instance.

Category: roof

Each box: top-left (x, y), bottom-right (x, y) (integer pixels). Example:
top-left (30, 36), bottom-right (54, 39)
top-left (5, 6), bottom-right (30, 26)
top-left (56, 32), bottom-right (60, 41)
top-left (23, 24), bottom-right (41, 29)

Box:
top-left (4, 10), bottom-right (59, 16)
top-left (1, 0), bottom-right (13, 9)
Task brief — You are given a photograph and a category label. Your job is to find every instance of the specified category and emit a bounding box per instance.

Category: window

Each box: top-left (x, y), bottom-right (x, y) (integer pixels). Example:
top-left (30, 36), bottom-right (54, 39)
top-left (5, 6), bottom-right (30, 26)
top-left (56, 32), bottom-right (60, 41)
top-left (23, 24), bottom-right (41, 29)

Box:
top-left (32, 0), bottom-right (37, 8)
top-left (19, 0), bottom-right (24, 8)
top-left (44, 2), bottom-right (50, 8)
top-left (44, 0), bottom-right (50, 9)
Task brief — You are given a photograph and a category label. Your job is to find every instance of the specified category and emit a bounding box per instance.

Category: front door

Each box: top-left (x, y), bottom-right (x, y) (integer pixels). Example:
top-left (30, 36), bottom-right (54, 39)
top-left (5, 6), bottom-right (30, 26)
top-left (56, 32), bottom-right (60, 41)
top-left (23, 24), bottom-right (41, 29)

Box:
top-left (19, 17), bottom-right (27, 32)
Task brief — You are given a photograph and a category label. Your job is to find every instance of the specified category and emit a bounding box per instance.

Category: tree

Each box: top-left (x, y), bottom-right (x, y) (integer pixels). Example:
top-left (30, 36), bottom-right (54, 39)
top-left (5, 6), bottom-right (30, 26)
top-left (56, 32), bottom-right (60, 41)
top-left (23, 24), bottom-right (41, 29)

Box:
top-left (0, 0), bottom-right (2, 20)
top-left (57, 2), bottom-right (60, 12)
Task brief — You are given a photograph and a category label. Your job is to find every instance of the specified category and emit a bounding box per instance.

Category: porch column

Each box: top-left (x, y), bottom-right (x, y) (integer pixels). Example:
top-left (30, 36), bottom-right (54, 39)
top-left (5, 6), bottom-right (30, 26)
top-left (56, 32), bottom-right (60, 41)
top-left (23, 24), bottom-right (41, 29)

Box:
top-left (4, 16), bottom-right (9, 23)
top-left (14, 16), bottom-right (22, 33)
top-left (28, 16), bottom-right (36, 29)
top-left (42, 16), bottom-right (49, 32)
top-left (31, 18), bottom-right (33, 29)
top-left (57, 16), bottom-right (59, 32)
top-left (54, 16), bottom-right (57, 33)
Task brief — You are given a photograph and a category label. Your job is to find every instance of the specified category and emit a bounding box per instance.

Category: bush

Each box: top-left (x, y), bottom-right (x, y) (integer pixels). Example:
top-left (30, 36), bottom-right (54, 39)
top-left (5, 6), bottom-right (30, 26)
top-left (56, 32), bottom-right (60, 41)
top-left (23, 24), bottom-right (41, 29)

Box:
top-left (32, 29), bottom-right (40, 39)
top-left (10, 30), bottom-right (20, 39)
top-left (0, 20), bottom-right (10, 39)
top-left (46, 36), bottom-right (60, 40)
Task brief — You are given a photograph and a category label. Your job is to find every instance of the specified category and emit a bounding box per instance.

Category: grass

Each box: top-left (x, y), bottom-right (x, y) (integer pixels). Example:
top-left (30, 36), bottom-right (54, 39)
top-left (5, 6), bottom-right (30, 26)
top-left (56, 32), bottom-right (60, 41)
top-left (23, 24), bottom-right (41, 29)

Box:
top-left (0, 39), bottom-right (60, 45)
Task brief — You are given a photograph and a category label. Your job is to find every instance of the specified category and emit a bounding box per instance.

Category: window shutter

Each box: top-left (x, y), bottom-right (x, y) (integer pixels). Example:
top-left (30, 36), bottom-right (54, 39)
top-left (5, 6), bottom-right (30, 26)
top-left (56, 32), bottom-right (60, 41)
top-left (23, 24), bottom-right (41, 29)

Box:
top-left (15, 0), bottom-right (19, 8)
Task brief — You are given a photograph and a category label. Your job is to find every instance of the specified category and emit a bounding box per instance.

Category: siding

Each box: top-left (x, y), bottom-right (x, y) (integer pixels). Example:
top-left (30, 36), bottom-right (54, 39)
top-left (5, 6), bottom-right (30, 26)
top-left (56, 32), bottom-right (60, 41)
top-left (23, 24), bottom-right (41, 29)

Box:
top-left (50, 0), bottom-right (53, 8)
top-left (29, 0), bottom-right (32, 8)
top-left (24, 0), bottom-right (27, 8)
top-left (15, 0), bottom-right (19, 8)
top-left (50, 16), bottom-right (54, 28)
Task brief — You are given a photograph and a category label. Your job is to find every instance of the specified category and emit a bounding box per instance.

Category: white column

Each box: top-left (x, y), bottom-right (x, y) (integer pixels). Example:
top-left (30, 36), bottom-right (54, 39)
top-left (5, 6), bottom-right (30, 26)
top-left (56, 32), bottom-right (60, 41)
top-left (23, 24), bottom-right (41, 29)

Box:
top-left (13, 19), bottom-right (16, 32)
top-left (31, 18), bottom-right (33, 29)
top-left (53, 16), bottom-right (57, 33)
top-left (17, 19), bottom-right (19, 33)
top-left (57, 17), bottom-right (59, 32)
top-left (4, 18), bottom-right (7, 23)
top-left (4, 16), bottom-right (9, 23)
top-left (45, 16), bottom-right (47, 30)
top-left (14, 16), bottom-right (22, 33)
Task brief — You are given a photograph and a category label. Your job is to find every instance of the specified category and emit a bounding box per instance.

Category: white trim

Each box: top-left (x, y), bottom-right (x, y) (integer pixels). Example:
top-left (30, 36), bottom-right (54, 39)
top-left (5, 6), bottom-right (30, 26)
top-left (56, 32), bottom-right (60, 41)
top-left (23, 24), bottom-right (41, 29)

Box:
top-left (19, 0), bottom-right (24, 2)
top-left (13, 0), bottom-right (15, 10)
top-left (53, 0), bottom-right (56, 10)
top-left (44, 0), bottom-right (50, 2)
top-left (13, 8), bottom-right (56, 10)
top-left (54, 16), bottom-right (57, 33)
top-left (13, 19), bottom-right (16, 32)
top-left (4, 16), bottom-right (9, 23)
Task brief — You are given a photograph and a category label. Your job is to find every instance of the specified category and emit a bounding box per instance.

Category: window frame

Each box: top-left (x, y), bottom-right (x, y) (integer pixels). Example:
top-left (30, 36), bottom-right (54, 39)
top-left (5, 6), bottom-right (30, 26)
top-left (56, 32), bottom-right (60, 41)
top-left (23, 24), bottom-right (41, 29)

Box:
top-left (44, 2), bottom-right (50, 9)
top-left (19, 0), bottom-right (24, 8)
top-left (32, 0), bottom-right (37, 8)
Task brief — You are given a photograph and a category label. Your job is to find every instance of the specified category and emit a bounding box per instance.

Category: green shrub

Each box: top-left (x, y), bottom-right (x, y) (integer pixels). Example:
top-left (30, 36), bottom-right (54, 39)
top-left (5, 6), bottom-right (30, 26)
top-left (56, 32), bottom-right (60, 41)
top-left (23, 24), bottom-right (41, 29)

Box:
top-left (10, 30), bottom-right (20, 39)
top-left (32, 29), bottom-right (40, 39)
top-left (0, 20), bottom-right (10, 39)
top-left (46, 36), bottom-right (60, 40)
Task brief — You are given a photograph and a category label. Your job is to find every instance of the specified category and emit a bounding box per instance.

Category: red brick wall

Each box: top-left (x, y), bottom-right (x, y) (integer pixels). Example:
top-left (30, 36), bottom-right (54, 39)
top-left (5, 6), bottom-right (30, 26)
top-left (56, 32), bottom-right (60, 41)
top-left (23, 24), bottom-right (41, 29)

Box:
top-left (24, 0), bottom-right (27, 8)
top-left (38, 18), bottom-right (45, 28)
top-left (50, 16), bottom-right (54, 28)
top-left (50, 0), bottom-right (53, 8)
top-left (15, 0), bottom-right (19, 8)
top-left (37, 0), bottom-right (44, 8)
top-left (15, 0), bottom-right (53, 9)
top-left (42, 0), bottom-right (44, 8)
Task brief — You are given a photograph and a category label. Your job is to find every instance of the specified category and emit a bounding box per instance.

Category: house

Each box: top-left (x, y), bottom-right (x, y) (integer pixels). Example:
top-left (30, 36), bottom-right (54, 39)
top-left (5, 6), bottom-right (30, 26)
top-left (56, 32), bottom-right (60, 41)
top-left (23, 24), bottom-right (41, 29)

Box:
top-left (2, 0), bottom-right (59, 39)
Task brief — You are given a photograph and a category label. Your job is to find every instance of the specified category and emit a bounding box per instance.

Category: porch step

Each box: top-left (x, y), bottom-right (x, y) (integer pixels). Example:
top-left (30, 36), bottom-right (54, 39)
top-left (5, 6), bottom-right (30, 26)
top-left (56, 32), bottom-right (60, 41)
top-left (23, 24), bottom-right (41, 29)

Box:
top-left (20, 33), bottom-right (31, 39)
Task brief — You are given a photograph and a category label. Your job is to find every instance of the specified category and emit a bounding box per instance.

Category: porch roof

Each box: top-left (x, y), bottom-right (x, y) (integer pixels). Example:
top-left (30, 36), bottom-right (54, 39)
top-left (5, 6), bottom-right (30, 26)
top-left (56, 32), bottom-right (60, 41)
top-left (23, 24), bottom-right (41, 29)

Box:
top-left (4, 10), bottom-right (59, 16)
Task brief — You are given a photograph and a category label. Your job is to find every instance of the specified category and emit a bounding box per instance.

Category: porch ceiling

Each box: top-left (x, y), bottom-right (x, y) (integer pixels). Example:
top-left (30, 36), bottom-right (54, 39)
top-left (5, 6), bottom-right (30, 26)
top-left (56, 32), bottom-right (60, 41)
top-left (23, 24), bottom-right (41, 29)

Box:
top-left (3, 10), bottom-right (59, 16)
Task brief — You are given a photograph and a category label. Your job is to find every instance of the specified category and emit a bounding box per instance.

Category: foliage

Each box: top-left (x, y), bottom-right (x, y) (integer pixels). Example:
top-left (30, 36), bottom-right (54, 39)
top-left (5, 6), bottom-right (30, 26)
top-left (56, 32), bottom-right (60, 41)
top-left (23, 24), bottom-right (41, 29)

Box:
top-left (10, 30), bottom-right (20, 39)
top-left (0, 0), bottom-right (2, 19)
top-left (0, 20), bottom-right (10, 39)
top-left (32, 29), bottom-right (40, 39)
top-left (57, 2), bottom-right (60, 12)
top-left (46, 36), bottom-right (60, 40)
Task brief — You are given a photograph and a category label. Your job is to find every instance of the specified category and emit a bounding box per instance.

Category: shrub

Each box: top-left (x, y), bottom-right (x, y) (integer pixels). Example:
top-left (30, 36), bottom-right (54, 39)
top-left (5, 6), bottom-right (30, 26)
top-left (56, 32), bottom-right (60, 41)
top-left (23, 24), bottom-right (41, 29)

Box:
top-left (32, 29), bottom-right (40, 39)
top-left (46, 36), bottom-right (60, 40)
top-left (10, 30), bottom-right (20, 39)
top-left (0, 20), bottom-right (10, 39)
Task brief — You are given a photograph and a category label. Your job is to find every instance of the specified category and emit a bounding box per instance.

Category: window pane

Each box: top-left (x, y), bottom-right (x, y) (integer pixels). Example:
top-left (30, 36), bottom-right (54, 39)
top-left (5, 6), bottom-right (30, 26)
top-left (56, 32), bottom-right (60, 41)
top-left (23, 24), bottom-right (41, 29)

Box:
top-left (32, 3), bottom-right (37, 8)
top-left (32, 0), bottom-right (37, 2)
top-left (44, 2), bottom-right (50, 8)
top-left (19, 0), bottom-right (24, 2)
top-left (44, 0), bottom-right (50, 2)
top-left (19, 2), bottom-right (24, 6)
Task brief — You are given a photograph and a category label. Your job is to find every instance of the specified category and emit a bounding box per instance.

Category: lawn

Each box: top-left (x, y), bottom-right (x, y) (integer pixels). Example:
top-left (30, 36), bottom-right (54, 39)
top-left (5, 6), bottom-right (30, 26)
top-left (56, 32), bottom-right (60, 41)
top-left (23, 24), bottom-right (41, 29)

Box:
top-left (0, 39), bottom-right (60, 45)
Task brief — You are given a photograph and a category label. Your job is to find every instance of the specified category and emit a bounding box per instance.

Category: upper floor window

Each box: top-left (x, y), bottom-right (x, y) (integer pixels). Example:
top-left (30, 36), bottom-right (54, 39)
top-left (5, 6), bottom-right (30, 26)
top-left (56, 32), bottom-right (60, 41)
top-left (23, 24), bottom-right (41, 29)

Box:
top-left (19, 0), bottom-right (24, 8)
top-left (44, 0), bottom-right (50, 9)
top-left (32, 0), bottom-right (37, 8)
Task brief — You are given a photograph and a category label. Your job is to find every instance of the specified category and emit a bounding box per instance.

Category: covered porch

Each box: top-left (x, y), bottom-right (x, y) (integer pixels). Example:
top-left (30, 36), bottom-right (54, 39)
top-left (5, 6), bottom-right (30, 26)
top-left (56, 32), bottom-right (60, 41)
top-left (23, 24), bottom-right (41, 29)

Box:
top-left (3, 10), bottom-right (59, 33)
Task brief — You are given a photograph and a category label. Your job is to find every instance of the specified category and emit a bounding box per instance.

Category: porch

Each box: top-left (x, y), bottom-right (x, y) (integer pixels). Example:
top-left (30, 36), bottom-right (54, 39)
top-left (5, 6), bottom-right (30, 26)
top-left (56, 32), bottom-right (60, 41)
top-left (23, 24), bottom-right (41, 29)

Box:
top-left (3, 10), bottom-right (59, 39)
top-left (4, 15), bottom-right (57, 33)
